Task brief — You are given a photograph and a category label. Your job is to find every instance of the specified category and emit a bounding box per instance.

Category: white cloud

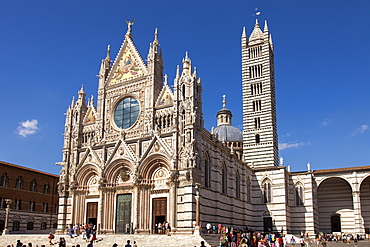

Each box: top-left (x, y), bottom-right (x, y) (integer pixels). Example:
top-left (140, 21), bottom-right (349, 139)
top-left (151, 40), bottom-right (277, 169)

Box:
top-left (279, 142), bottom-right (305, 150)
top-left (351, 124), bottom-right (368, 136)
top-left (321, 121), bottom-right (328, 127)
top-left (17, 119), bottom-right (39, 137)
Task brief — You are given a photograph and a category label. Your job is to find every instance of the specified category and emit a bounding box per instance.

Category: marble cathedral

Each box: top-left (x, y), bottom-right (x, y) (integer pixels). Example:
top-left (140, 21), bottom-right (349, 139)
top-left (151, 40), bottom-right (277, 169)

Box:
top-left (56, 20), bottom-right (370, 236)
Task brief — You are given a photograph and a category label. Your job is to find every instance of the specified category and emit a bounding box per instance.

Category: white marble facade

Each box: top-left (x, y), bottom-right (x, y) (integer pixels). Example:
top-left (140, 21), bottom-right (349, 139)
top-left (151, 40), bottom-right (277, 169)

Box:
top-left (56, 20), bottom-right (370, 236)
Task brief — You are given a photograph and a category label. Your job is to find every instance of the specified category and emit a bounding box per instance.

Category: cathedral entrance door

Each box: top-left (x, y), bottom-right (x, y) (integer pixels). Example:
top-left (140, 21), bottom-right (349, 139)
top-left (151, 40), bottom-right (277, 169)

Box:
top-left (263, 217), bottom-right (273, 232)
top-left (331, 215), bottom-right (341, 232)
top-left (86, 202), bottom-right (98, 226)
top-left (152, 197), bottom-right (167, 234)
top-left (115, 194), bottom-right (132, 233)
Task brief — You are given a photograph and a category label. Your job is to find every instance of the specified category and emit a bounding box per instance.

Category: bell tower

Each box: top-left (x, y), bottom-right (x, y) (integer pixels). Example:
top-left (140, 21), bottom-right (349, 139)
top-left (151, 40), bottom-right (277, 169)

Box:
top-left (241, 20), bottom-right (278, 167)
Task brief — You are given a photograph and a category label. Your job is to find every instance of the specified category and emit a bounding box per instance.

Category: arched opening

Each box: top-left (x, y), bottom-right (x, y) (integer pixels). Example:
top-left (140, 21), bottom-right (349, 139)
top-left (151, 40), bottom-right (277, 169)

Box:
top-left (317, 177), bottom-right (353, 233)
top-left (360, 175), bottom-right (370, 233)
top-left (331, 214), bottom-right (341, 232)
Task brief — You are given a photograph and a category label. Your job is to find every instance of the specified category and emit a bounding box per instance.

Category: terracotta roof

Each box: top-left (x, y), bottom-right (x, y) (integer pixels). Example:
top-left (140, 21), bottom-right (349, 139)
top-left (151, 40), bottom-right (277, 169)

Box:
top-left (0, 160), bottom-right (59, 178)
top-left (313, 165), bottom-right (370, 174)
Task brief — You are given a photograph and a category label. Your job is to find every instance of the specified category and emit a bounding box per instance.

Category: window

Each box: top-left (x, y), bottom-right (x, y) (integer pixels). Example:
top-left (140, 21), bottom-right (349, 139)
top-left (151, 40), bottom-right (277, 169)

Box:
top-left (42, 203), bottom-right (48, 213)
top-left (295, 183), bottom-right (304, 206)
top-left (30, 179), bottom-right (37, 192)
top-left (263, 180), bottom-right (272, 203)
top-left (54, 204), bottom-right (59, 214)
top-left (252, 100), bottom-right (262, 112)
top-left (222, 163), bottom-right (228, 194)
top-left (251, 82), bottom-right (263, 95)
top-left (255, 134), bottom-right (260, 144)
top-left (204, 155), bottom-right (211, 188)
top-left (15, 176), bottom-right (23, 190)
top-left (247, 177), bottom-right (251, 203)
top-left (0, 198), bottom-right (5, 209)
top-left (41, 222), bottom-right (47, 230)
top-left (12, 221), bottom-right (20, 231)
top-left (249, 46), bottom-right (262, 58)
top-left (254, 117), bottom-right (261, 129)
top-left (235, 171), bottom-right (241, 199)
top-left (114, 97), bottom-right (140, 129)
top-left (27, 222), bottom-right (34, 230)
top-left (14, 199), bottom-right (21, 210)
top-left (249, 64), bottom-right (263, 79)
top-left (44, 183), bottom-right (50, 194)
top-left (29, 201), bottom-right (35, 211)
top-left (0, 173), bottom-right (9, 187)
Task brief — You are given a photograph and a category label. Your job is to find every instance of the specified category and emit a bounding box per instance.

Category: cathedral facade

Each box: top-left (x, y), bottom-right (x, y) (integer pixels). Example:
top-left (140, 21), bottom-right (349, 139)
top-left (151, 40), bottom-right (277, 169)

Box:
top-left (56, 20), bottom-right (370, 236)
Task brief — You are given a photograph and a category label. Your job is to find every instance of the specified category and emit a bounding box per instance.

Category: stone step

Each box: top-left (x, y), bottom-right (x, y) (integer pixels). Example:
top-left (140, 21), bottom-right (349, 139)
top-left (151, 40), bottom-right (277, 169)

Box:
top-left (0, 234), bottom-right (220, 247)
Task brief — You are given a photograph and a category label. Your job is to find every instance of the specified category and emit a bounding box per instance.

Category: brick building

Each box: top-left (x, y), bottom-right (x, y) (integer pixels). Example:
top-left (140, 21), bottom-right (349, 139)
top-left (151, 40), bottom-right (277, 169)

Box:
top-left (0, 161), bottom-right (59, 234)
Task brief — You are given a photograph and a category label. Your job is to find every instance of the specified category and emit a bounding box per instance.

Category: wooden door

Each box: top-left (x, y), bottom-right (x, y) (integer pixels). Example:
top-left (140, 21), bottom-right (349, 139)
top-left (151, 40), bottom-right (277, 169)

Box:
top-left (86, 202), bottom-right (98, 225)
top-left (152, 197), bottom-right (167, 233)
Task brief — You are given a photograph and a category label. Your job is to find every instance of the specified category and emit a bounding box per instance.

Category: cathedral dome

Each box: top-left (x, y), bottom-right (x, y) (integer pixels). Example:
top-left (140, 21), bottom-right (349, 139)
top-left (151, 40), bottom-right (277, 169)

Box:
top-left (213, 124), bottom-right (243, 142)
top-left (213, 95), bottom-right (243, 142)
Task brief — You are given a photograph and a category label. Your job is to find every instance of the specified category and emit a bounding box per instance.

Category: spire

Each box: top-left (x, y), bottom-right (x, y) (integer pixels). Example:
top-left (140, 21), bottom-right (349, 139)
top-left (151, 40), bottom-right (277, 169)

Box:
top-left (152, 28), bottom-right (159, 53)
top-left (249, 19), bottom-right (264, 45)
top-left (164, 74), bottom-right (168, 86)
top-left (222, 94), bottom-right (226, 109)
top-left (182, 52), bottom-right (191, 75)
top-left (106, 44), bottom-right (111, 60)
top-left (264, 20), bottom-right (269, 33)
top-left (242, 27), bottom-right (246, 38)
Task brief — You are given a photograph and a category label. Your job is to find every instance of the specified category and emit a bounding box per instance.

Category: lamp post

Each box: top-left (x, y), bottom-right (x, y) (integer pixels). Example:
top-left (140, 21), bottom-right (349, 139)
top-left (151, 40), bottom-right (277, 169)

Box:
top-left (2, 199), bottom-right (12, 235)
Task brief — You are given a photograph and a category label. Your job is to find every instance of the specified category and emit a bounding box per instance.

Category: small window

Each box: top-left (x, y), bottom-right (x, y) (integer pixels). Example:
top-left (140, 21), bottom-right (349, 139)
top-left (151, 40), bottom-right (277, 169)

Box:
top-left (255, 134), bottom-right (260, 144)
top-left (43, 183), bottom-right (50, 194)
top-left (263, 181), bottom-right (272, 203)
top-left (27, 221), bottom-right (34, 230)
top-left (30, 179), bottom-right (37, 192)
top-left (15, 176), bottom-right (23, 190)
top-left (235, 171), bottom-right (241, 199)
top-left (295, 184), bottom-right (304, 206)
top-left (12, 221), bottom-right (20, 231)
top-left (14, 199), bottom-right (21, 210)
top-left (41, 222), bottom-right (47, 230)
top-left (0, 173), bottom-right (9, 187)
top-left (222, 163), bottom-right (228, 194)
top-left (29, 201), bottom-right (35, 211)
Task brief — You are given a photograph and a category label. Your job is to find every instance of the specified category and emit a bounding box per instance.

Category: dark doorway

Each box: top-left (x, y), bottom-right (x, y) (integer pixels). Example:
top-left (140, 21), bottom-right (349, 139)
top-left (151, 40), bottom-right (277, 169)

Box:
top-left (86, 202), bottom-right (98, 226)
top-left (331, 215), bottom-right (341, 232)
top-left (263, 217), bottom-right (273, 232)
top-left (152, 197), bottom-right (167, 234)
top-left (115, 194), bottom-right (132, 233)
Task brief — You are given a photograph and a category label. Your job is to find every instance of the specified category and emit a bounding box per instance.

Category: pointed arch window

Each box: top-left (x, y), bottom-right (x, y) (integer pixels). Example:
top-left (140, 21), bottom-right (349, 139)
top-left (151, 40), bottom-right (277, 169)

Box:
top-left (295, 183), bottom-right (304, 206)
top-left (30, 179), bottom-right (37, 192)
top-left (263, 180), bottom-right (272, 203)
top-left (44, 182), bottom-right (50, 194)
top-left (204, 155), bottom-right (211, 188)
top-left (222, 163), bottom-right (228, 194)
top-left (247, 177), bottom-right (251, 203)
top-left (15, 176), bottom-right (23, 190)
top-left (235, 171), bottom-right (241, 199)
top-left (0, 173), bottom-right (9, 187)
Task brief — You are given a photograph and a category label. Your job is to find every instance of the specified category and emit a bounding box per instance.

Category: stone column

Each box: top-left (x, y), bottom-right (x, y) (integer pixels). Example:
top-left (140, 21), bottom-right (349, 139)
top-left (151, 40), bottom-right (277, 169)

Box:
top-left (2, 199), bottom-right (12, 235)
top-left (193, 184), bottom-right (200, 236)
top-left (168, 181), bottom-right (177, 233)
top-left (353, 191), bottom-right (364, 234)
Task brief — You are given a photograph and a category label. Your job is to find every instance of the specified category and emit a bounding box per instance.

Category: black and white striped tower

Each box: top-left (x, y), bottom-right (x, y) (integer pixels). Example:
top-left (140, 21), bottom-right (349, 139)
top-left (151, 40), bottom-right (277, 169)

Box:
top-left (241, 20), bottom-right (278, 167)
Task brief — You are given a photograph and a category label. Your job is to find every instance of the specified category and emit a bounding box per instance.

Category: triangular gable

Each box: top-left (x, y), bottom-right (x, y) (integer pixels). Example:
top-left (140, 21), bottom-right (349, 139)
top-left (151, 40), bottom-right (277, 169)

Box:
top-left (155, 85), bottom-right (174, 108)
top-left (83, 107), bottom-right (97, 125)
top-left (107, 36), bottom-right (147, 86)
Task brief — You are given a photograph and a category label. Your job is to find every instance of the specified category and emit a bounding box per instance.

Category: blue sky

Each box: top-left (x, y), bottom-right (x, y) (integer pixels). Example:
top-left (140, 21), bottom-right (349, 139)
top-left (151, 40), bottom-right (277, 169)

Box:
top-left (0, 0), bottom-right (369, 175)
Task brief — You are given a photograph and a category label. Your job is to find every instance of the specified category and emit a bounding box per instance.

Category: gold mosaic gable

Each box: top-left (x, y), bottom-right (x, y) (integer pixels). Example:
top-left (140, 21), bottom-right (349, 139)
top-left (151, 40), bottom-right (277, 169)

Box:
top-left (155, 86), bottom-right (173, 108)
top-left (83, 108), bottom-right (96, 125)
top-left (109, 47), bottom-right (144, 85)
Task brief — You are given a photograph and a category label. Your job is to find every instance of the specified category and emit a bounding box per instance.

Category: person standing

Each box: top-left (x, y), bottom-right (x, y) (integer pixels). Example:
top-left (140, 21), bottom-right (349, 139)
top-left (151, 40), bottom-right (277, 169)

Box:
top-left (125, 240), bottom-right (132, 247)
top-left (132, 241), bottom-right (137, 247)
top-left (291, 236), bottom-right (295, 246)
